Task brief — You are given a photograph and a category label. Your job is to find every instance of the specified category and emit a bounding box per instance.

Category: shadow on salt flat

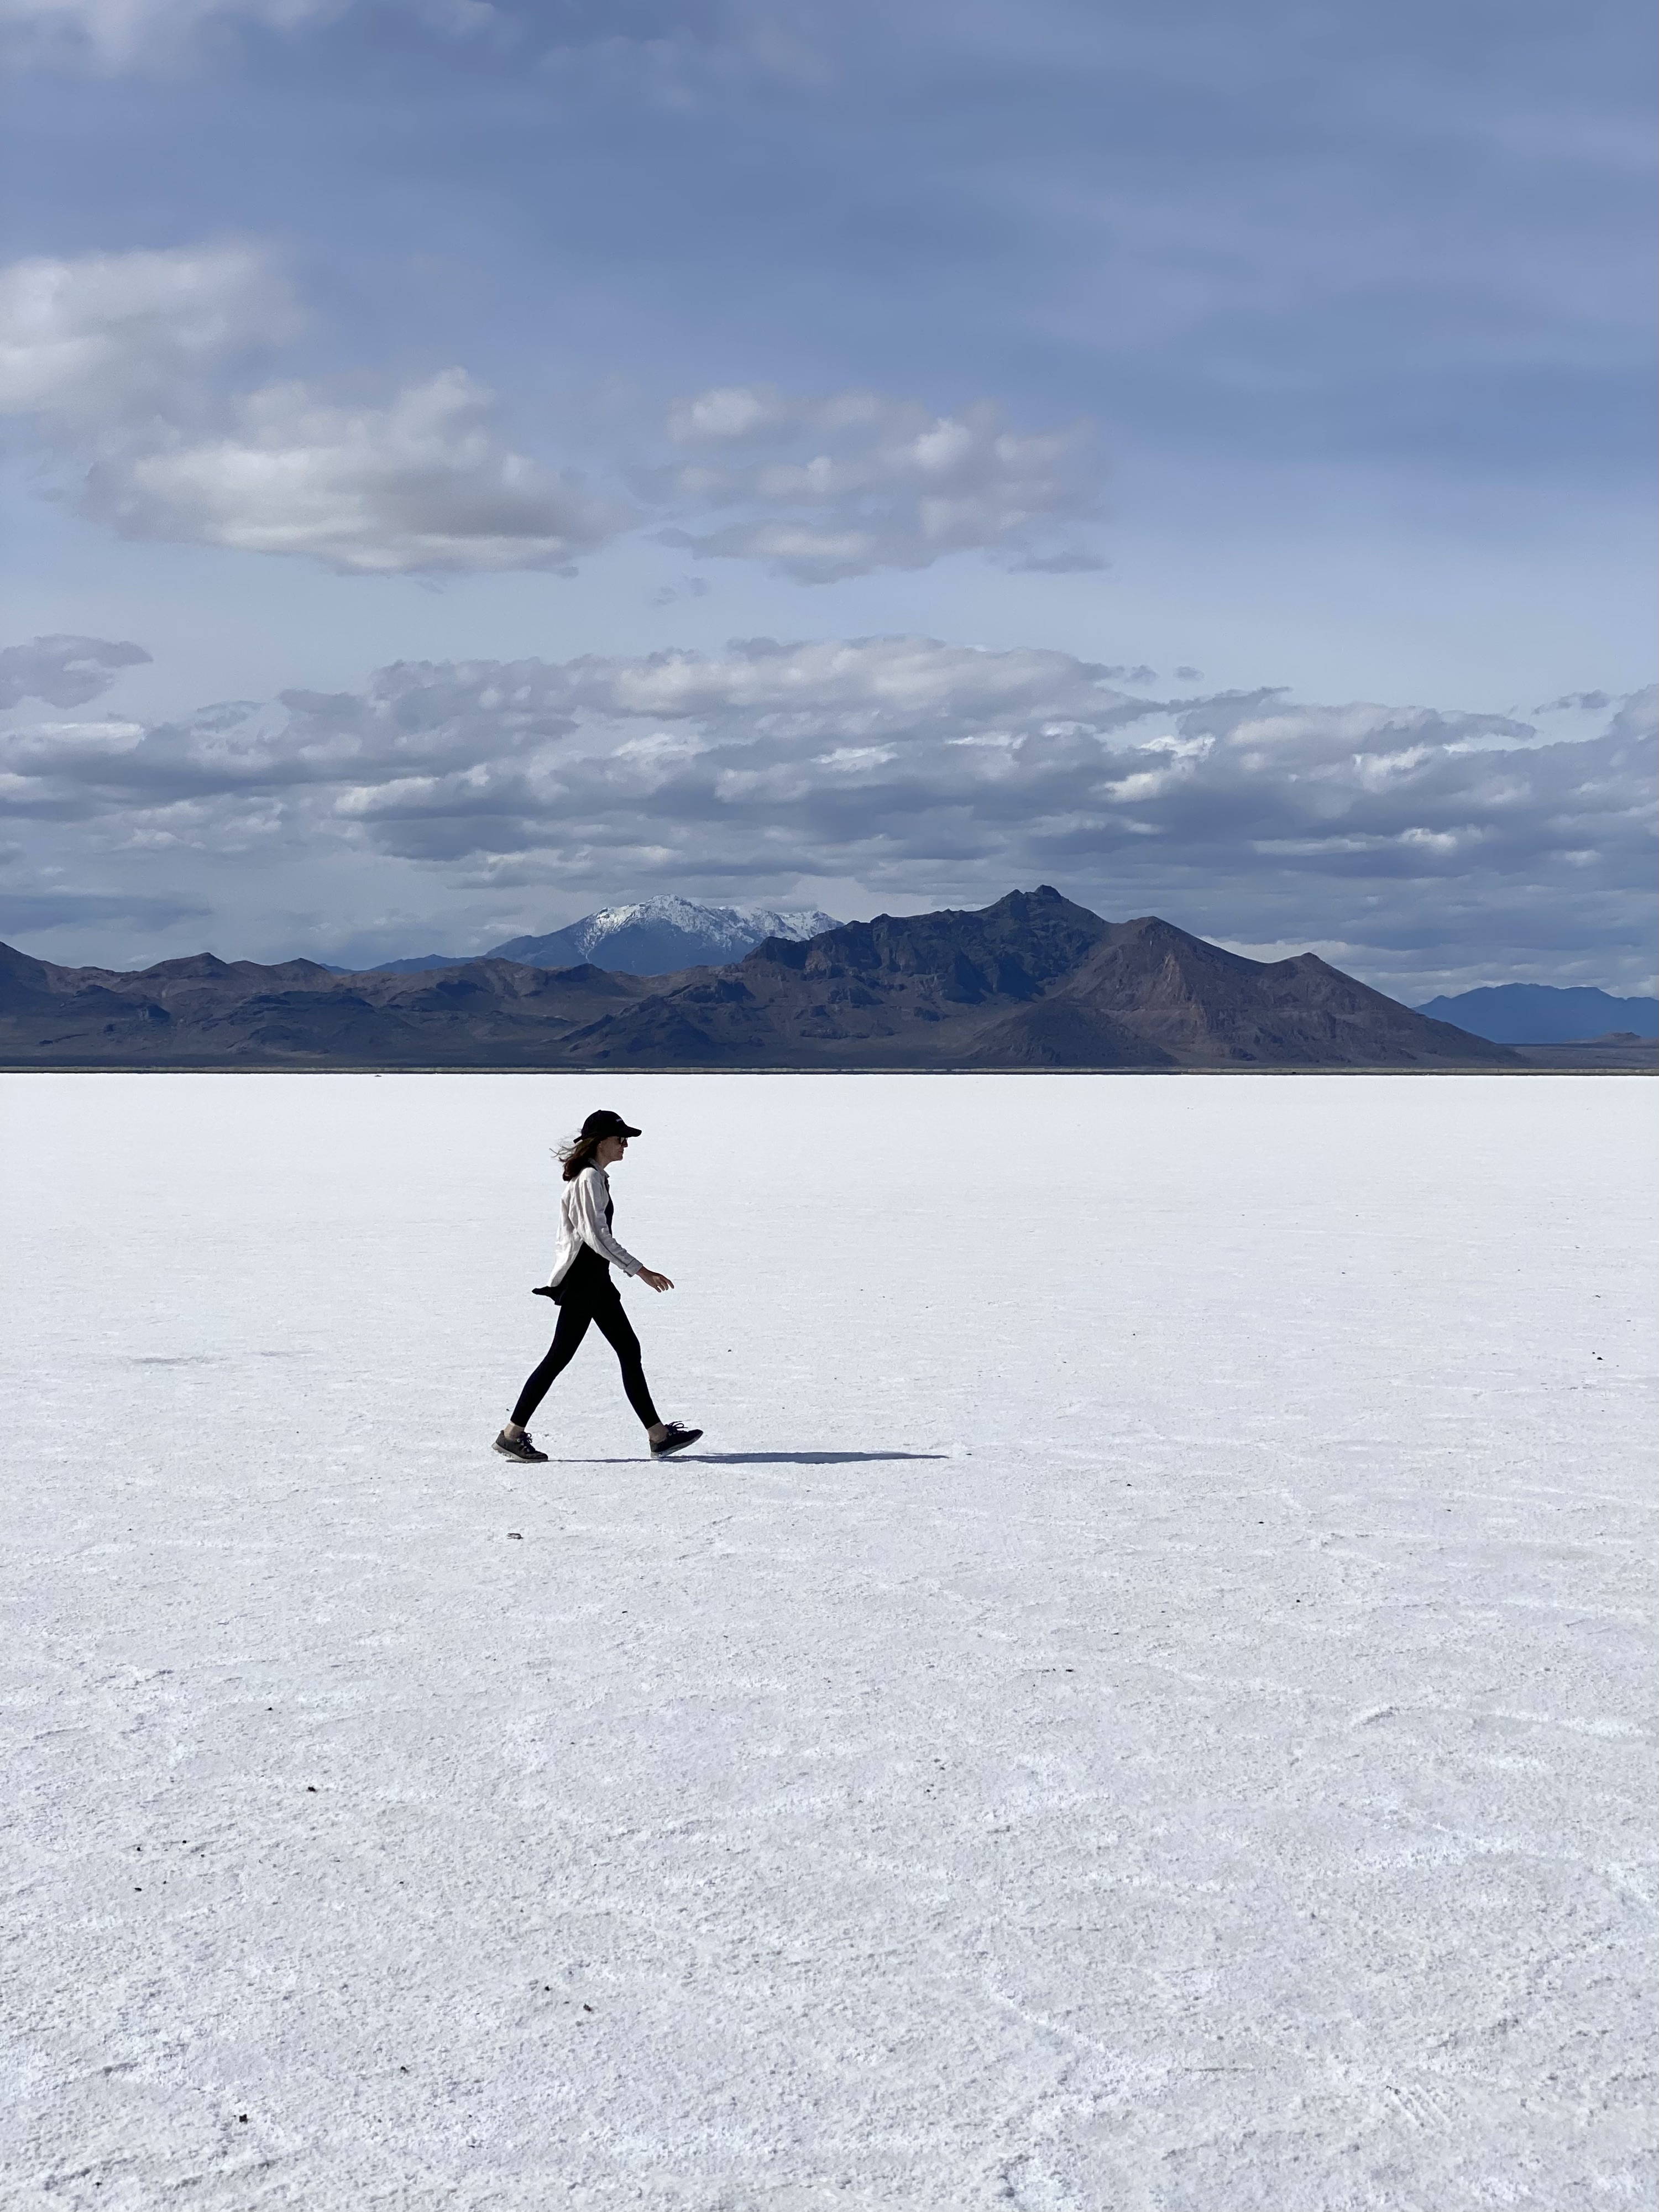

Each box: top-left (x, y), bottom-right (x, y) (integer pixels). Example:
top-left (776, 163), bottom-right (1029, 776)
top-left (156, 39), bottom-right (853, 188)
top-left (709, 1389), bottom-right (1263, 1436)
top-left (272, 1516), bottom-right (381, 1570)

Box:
top-left (698, 1450), bottom-right (948, 1465)
top-left (551, 1450), bottom-right (947, 1466)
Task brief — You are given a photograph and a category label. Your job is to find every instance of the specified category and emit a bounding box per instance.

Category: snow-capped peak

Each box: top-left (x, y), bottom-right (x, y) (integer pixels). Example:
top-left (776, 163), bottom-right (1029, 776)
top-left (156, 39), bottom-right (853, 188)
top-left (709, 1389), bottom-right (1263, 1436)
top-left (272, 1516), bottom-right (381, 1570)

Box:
top-left (570, 898), bottom-right (839, 959)
top-left (485, 896), bottom-right (842, 975)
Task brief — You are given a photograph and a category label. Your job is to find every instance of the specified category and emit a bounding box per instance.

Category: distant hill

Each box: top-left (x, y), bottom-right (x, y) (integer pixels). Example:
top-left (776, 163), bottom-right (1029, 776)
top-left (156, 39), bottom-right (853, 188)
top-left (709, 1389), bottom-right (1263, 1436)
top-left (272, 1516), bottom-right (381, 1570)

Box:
top-left (348, 951), bottom-right (473, 975)
top-left (1, 889), bottom-right (1524, 1070)
top-left (0, 940), bottom-right (658, 1065)
top-left (348, 897), bottom-right (843, 977)
top-left (1415, 984), bottom-right (1659, 1043)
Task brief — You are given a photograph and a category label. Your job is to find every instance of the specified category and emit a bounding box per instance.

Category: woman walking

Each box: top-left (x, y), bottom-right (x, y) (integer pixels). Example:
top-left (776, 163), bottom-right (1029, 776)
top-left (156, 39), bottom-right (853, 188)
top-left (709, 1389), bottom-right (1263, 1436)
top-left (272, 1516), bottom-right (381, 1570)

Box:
top-left (494, 1109), bottom-right (702, 1465)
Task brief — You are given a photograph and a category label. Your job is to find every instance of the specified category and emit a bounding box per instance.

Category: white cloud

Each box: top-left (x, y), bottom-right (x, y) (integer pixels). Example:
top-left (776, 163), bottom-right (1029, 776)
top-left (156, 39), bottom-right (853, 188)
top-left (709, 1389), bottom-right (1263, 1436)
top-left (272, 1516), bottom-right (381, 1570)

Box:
top-left (0, 243), bottom-right (296, 423)
top-left (0, 0), bottom-right (500, 69)
top-left (5, 643), bottom-right (1651, 980)
top-left (0, 247), bottom-right (625, 573)
top-left (2, 248), bottom-right (1107, 579)
top-left (652, 384), bottom-right (1102, 580)
top-left (0, 0), bottom-right (331, 71)
top-left (4, 635), bottom-right (1652, 989)
top-left (562, 634), bottom-right (1143, 731)
top-left (0, 0), bottom-right (820, 75)
top-left (0, 633), bottom-right (150, 709)
top-left (83, 369), bottom-right (626, 573)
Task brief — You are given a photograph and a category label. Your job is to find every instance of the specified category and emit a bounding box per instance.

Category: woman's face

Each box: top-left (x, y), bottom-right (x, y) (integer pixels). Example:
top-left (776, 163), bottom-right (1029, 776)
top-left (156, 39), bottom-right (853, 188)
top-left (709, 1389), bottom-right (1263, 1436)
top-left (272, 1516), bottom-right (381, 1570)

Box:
top-left (595, 1133), bottom-right (629, 1168)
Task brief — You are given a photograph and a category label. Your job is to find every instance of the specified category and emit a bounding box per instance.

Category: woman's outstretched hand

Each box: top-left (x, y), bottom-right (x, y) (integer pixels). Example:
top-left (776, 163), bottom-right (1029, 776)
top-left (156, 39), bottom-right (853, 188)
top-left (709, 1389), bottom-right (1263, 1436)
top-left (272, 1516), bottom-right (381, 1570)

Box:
top-left (637, 1268), bottom-right (674, 1293)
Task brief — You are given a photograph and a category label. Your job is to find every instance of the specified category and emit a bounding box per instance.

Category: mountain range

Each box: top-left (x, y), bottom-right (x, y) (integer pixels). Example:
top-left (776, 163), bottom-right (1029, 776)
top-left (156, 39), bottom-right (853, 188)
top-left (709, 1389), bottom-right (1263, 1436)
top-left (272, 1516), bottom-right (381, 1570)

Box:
top-left (1, 887), bottom-right (1539, 1071)
top-left (1412, 984), bottom-right (1658, 1044)
top-left (352, 898), bottom-right (842, 976)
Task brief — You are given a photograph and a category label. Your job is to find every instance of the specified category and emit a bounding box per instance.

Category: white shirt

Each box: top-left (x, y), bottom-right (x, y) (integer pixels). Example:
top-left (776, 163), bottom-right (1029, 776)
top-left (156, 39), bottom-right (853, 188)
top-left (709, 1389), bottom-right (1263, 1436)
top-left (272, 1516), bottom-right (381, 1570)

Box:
top-left (547, 1164), bottom-right (643, 1287)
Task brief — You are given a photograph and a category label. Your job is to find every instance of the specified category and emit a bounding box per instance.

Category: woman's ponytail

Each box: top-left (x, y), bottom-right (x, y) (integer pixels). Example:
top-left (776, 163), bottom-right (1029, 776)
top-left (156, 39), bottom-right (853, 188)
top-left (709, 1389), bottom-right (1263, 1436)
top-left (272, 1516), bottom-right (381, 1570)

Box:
top-left (557, 1131), bottom-right (604, 1182)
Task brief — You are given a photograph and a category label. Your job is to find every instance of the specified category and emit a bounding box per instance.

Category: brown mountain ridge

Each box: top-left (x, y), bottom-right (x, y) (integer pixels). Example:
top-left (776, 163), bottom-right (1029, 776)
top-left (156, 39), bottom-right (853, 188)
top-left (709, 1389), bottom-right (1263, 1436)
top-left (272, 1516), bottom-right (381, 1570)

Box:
top-left (0, 887), bottom-right (1519, 1069)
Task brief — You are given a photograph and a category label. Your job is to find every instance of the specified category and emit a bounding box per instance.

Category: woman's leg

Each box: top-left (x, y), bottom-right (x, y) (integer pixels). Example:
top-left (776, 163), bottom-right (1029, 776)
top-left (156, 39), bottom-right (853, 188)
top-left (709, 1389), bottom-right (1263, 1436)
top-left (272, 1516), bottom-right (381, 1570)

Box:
top-left (589, 1295), bottom-right (661, 1429)
top-left (510, 1302), bottom-right (593, 1428)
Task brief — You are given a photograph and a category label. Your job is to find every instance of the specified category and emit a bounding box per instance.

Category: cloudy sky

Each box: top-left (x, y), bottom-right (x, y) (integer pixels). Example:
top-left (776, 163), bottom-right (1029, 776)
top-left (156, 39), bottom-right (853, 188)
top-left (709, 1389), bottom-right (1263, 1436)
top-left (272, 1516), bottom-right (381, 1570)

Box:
top-left (1, 0), bottom-right (1653, 991)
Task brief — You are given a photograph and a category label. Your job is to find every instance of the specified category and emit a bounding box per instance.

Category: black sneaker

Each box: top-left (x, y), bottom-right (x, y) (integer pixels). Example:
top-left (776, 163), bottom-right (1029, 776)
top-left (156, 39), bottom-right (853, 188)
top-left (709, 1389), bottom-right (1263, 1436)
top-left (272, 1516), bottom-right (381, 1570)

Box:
top-left (494, 1429), bottom-right (548, 1463)
top-left (650, 1423), bottom-right (703, 1460)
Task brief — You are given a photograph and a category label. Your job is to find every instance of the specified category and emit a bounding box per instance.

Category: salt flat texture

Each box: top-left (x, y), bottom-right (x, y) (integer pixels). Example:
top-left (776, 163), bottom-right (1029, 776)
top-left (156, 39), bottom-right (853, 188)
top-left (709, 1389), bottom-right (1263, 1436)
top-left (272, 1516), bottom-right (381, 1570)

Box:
top-left (2, 1072), bottom-right (1654, 2212)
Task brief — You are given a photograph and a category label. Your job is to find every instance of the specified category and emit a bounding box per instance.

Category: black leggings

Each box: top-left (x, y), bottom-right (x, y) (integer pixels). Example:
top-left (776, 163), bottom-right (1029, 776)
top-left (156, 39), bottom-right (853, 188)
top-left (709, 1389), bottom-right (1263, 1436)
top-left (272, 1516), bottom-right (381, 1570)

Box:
top-left (511, 1272), bottom-right (660, 1431)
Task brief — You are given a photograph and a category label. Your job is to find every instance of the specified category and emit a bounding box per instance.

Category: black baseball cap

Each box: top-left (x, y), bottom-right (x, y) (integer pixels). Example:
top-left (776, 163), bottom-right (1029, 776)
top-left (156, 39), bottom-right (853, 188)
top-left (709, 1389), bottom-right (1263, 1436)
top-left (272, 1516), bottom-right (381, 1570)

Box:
top-left (580, 1109), bottom-right (641, 1141)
